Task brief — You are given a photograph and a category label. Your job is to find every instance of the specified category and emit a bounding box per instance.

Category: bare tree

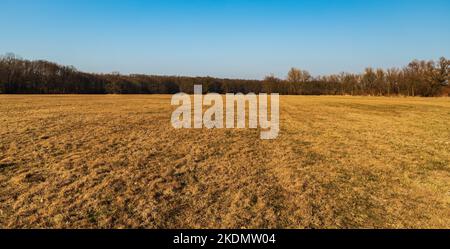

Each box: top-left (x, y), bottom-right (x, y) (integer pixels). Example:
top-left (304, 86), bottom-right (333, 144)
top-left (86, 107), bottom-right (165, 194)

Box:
top-left (0, 54), bottom-right (448, 96)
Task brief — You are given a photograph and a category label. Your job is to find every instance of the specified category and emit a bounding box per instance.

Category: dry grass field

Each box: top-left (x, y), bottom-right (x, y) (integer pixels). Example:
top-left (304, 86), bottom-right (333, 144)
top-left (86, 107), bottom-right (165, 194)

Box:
top-left (0, 95), bottom-right (449, 228)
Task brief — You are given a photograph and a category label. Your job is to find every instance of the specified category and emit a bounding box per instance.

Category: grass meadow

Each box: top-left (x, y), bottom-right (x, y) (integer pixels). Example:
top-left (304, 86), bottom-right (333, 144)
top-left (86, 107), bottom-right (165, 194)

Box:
top-left (0, 95), bottom-right (449, 228)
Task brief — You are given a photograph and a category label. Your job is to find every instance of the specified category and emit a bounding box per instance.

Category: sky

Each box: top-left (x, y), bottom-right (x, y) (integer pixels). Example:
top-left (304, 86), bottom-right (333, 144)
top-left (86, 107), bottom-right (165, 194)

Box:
top-left (1, 0), bottom-right (449, 79)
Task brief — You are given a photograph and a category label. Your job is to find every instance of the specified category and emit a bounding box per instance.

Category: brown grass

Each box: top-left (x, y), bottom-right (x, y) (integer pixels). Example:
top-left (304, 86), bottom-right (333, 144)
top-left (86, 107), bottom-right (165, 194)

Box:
top-left (0, 95), bottom-right (449, 228)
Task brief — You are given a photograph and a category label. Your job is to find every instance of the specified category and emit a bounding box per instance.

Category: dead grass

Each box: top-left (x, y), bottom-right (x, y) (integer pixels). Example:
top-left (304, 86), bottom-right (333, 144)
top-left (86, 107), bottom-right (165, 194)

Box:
top-left (0, 95), bottom-right (449, 228)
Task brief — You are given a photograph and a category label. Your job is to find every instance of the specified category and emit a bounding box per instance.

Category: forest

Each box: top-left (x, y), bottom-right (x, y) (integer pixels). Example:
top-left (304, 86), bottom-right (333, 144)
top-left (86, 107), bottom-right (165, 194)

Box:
top-left (0, 53), bottom-right (448, 96)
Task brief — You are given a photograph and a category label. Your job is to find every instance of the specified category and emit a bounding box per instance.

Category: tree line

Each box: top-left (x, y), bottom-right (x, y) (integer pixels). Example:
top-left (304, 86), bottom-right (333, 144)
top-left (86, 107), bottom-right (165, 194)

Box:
top-left (0, 53), bottom-right (448, 96)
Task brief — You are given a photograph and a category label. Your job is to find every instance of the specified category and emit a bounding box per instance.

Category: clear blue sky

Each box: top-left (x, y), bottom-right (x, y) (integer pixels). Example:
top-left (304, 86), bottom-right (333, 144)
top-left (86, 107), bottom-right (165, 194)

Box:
top-left (1, 0), bottom-right (449, 79)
